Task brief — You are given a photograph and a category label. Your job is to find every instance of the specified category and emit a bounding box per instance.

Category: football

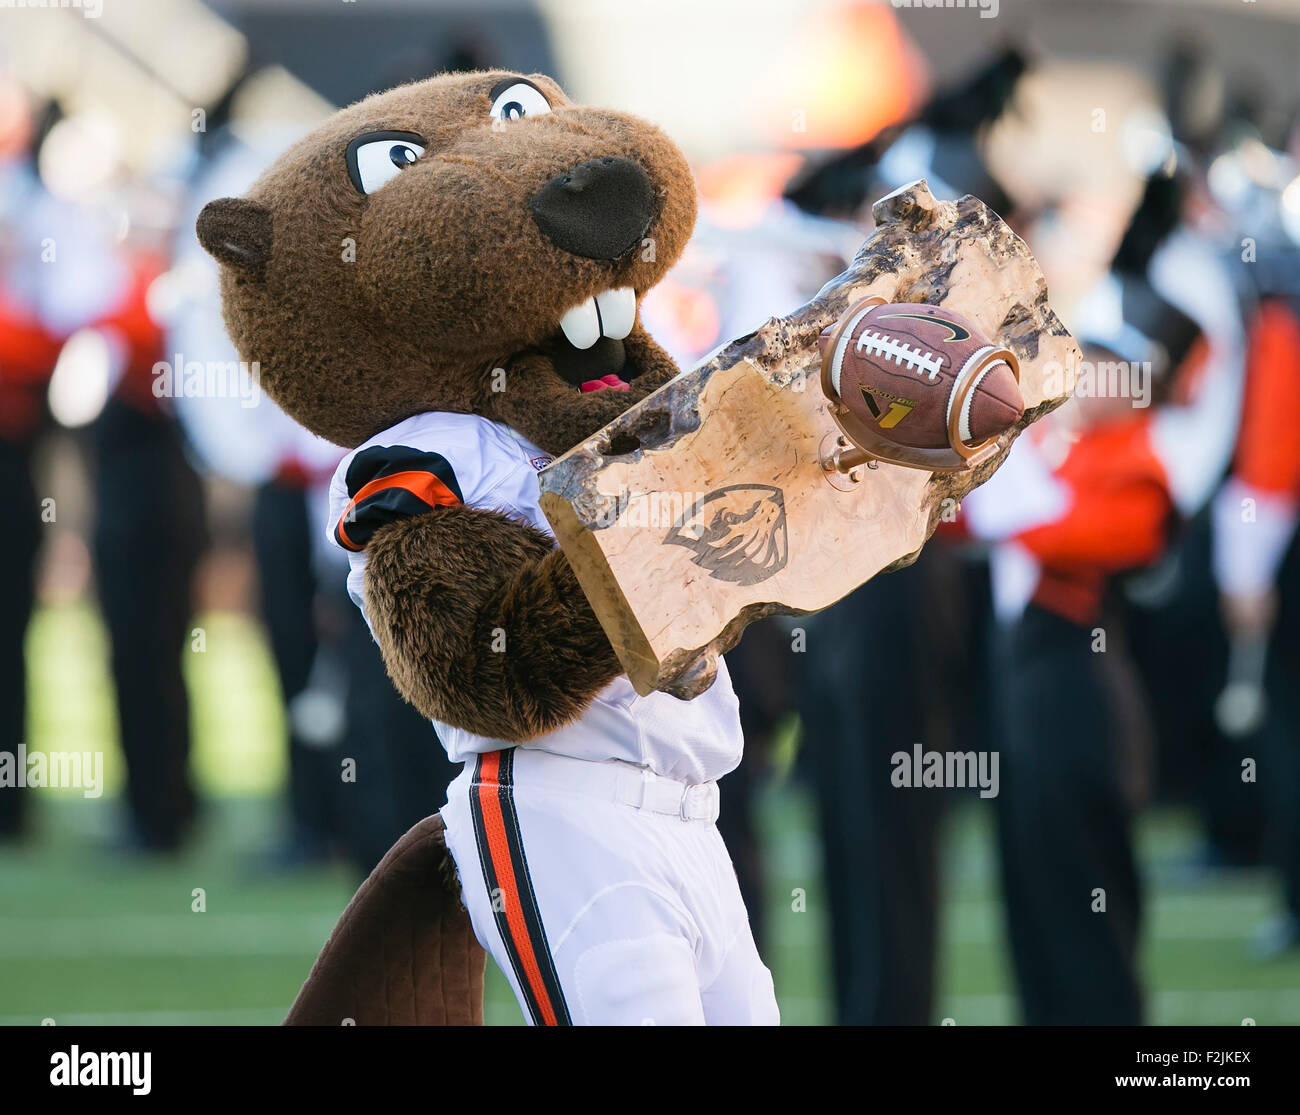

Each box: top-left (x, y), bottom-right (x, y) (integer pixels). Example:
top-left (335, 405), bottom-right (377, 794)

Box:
top-left (819, 300), bottom-right (1024, 463)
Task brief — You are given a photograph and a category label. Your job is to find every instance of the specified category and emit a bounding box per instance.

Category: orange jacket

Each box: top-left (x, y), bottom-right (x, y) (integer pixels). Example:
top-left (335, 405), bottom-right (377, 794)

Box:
top-left (0, 284), bottom-right (62, 442)
top-left (1232, 298), bottom-right (1300, 499)
top-left (1018, 415), bottom-right (1173, 625)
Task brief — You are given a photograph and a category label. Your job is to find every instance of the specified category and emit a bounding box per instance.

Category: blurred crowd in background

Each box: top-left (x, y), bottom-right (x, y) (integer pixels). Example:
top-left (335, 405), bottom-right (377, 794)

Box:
top-left (2, 0), bottom-right (1300, 1026)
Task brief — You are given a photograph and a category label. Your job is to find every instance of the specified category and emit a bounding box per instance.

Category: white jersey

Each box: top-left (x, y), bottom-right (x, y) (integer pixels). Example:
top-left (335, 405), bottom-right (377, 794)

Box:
top-left (326, 411), bottom-right (743, 784)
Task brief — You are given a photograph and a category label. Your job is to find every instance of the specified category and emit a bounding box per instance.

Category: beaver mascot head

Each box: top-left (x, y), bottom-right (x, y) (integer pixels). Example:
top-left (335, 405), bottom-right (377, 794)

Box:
top-left (197, 72), bottom-right (701, 1027)
top-left (196, 70), bottom-right (696, 453)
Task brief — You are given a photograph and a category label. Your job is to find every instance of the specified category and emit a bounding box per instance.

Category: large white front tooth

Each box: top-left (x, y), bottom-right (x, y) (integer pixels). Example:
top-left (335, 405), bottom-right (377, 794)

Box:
top-left (560, 297), bottom-right (600, 350)
top-left (595, 287), bottom-right (636, 340)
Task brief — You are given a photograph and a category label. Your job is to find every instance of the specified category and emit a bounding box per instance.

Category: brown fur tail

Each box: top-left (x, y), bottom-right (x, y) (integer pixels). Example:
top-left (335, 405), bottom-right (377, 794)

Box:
top-left (284, 813), bottom-right (485, 1025)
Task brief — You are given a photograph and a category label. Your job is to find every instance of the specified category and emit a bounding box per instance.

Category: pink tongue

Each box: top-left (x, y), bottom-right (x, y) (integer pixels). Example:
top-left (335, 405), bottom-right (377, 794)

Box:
top-left (579, 374), bottom-right (631, 393)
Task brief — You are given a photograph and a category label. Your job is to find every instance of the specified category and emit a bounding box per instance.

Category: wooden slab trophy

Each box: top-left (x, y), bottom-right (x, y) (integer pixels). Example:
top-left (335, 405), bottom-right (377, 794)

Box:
top-left (538, 181), bottom-right (1080, 698)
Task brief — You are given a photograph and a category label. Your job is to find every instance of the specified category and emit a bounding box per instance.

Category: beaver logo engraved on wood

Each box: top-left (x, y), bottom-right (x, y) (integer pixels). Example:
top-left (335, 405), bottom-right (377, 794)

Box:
top-left (663, 484), bottom-right (789, 586)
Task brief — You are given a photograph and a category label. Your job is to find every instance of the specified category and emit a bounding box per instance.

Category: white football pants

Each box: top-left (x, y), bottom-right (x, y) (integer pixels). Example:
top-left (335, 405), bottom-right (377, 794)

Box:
top-left (440, 747), bottom-right (779, 1026)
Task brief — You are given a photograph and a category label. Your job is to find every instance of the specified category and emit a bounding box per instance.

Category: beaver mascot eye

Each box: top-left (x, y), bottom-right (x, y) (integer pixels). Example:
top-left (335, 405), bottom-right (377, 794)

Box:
top-left (346, 131), bottom-right (426, 195)
top-left (489, 78), bottom-right (551, 122)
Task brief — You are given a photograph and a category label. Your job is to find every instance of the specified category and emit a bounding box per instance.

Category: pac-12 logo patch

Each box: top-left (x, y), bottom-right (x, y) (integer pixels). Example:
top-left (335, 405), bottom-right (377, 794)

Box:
top-left (663, 484), bottom-right (788, 586)
top-left (530, 455), bottom-right (553, 471)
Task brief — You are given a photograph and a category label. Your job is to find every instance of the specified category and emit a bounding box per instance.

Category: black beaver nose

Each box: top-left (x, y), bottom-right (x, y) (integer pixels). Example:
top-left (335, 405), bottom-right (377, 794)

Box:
top-left (530, 156), bottom-right (655, 261)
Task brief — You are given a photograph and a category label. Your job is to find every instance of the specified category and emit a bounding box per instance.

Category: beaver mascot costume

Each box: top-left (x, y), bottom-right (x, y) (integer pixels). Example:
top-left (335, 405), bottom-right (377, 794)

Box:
top-left (197, 71), bottom-right (778, 1026)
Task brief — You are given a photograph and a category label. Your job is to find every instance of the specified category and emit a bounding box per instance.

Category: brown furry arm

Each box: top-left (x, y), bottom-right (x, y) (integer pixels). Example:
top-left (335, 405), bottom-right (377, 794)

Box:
top-left (361, 505), bottom-right (622, 741)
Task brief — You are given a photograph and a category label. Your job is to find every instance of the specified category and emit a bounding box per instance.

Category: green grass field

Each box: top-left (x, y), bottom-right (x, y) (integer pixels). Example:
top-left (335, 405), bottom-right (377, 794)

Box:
top-left (3, 602), bottom-right (1299, 1025)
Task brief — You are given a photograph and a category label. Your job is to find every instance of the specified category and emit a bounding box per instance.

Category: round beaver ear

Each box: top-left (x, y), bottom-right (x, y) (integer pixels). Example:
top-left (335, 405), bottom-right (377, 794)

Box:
top-left (196, 197), bottom-right (273, 273)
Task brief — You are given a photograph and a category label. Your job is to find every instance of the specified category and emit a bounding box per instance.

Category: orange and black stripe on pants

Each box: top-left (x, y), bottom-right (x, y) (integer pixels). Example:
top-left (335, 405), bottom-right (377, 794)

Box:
top-left (469, 750), bottom-right (571, 1025)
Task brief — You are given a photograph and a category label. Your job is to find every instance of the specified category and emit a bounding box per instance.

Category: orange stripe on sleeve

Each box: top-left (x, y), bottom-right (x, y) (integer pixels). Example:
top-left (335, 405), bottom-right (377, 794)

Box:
top-left (335, 468), bottom-right (461, 551)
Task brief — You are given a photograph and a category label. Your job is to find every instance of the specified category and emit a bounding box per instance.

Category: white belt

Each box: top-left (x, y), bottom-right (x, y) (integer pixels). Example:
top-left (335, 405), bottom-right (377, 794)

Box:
top-left (506, 748), bottom-right (720, 823)
top-left (614, 765), bottom-right (720, 822)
